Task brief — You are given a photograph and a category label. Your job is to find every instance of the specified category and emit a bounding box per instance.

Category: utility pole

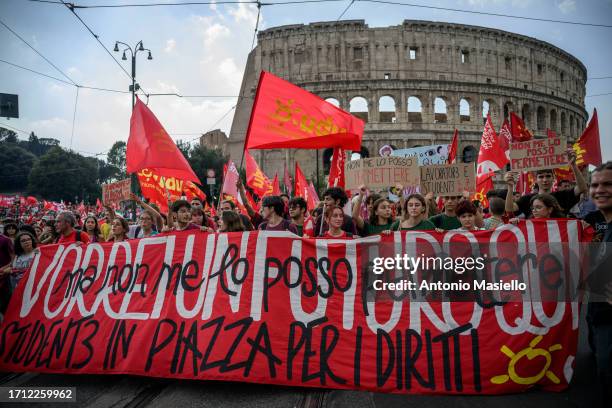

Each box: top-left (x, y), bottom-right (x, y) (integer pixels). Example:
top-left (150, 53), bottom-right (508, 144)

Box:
top-left (114, 40), bottom-right (153, 221)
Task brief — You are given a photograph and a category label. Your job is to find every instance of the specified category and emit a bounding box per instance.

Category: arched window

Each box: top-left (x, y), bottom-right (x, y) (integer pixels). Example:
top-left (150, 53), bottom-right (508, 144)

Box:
top-left (407, 96), bottom-right (422, 122)
top-left (522, 104), bottom-right (532, 127)
top-left (561, 112), bottom-right (567, 136)
top-left (503, 102), bottom-right (514, 121)
top-left (549, 109), bottom-right (557, 132)
top-left (462, 146), bottom-right (478, 163)
top-left (482, 100), bottom-right (490, 124)
top-left (378, 95), bottom-right (396, 123)
top-left (349, 96), bottom-right (368, 123)
top-left (569, 116), bottom-right (575, 139)
top-left (537, 106), bottom-right (546, 130)
top-left (322, 148), bottom-right (334, 173)
top-left (325, 97), bottom-right (340, 107)
top-left (351, 146), bottom-right (370, 161)
top-left (434, 97), bottom-right (447, 123)
top-left (459, 98), bottom-right (470, 122)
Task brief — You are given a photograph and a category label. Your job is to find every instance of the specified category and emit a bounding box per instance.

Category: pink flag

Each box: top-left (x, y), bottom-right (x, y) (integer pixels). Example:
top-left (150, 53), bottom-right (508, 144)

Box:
top-left (477, 114), bottom-right (508, 177)
top-left (221, 161), bottom-right (239, 198)
top-left (307, 181), bottom-right (320, 210)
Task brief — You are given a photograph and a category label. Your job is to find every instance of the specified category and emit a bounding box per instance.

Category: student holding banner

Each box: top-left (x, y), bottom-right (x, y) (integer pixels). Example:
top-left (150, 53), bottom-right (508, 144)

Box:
top-left (391, 193), bottom-right (435, 231)
top-left (506, 148), bottom-right (587, 218)
top-left (323, 205), bottom-right (353, 238)
top-left (429, 196), bottom-right (462, 230)
top-left (352, 186), bottom-right (395, 236)
top-left (314, 187), bottom-right (356, 237)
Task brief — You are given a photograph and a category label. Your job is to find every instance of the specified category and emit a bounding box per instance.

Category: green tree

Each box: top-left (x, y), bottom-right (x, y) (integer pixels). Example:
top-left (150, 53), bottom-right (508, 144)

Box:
top-left (0, 127), bottom-right (18, 143)
top-left (0, 143), bottom-right (37, 192)
top-left (28, 147), bottom-right (100, 202)
top-left (187, 144), bottom-right (228, 202)
top-left (176, 139), bottom-right (191, 158)
top-left (107, 141), bottom-right (126, 175)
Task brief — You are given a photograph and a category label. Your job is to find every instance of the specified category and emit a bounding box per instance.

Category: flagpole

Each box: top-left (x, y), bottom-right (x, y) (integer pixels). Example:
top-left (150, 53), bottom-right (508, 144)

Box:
top-left (216, 164), bottom-right (227, 212)
top-left (239, 72), bottom-right (267, 172)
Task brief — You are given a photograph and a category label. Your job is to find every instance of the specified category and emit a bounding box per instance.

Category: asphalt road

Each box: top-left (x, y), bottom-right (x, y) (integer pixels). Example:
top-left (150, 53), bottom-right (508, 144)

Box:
top-left (0, 310), bottom-right (599, 408)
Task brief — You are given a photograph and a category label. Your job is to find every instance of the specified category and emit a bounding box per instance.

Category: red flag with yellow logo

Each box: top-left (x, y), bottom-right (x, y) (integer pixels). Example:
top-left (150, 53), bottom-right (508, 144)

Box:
top-left (127, 98), bottom-right (201, 184)
top-left (244, 71), bottom-right (364, 150)
top-left (137, 168), bottom-right (190, 213)
top-left (245, 150), bottom-right (272, 197)
top-left (510, 112), bottom-right (533, 142)
top-left (471, 173), bottom-right (494, 208)
top-left (573, 109), bottom-right (601, 167)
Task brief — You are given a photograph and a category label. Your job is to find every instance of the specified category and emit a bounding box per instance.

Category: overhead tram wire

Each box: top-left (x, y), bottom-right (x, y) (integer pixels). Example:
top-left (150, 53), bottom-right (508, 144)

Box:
top-left (28, 0), bottom-right (612, 28)
top-left (58, 0), bottom-right (150, 99)
top-left (336, 0), bottom-right (355, 21)
top-left (0, 19), bottom-right (77, 85)
top-left (357, 0), bottom-right (612, 28)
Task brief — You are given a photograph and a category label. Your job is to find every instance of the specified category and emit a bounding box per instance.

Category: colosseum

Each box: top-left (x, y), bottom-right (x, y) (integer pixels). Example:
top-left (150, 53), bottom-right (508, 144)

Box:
top-left (225, 19), bottom-right (588, 183)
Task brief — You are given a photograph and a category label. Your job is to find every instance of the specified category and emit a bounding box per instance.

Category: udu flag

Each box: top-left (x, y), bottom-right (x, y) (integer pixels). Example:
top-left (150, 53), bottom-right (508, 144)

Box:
top-left (244, 71), bottom-right (364, 150)
top-left (0, 220), bottom-right (592, 395)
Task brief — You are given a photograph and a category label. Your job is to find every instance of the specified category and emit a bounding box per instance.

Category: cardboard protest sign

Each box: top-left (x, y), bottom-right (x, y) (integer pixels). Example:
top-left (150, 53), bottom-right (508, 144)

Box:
top-left (420, 163), bottom-right (476, 196)
top-left (344, 156), bottom-right (419, 191)
top-left (510, 136), bottom-right (568, 172)
top-left (102, 178), bottom-right (131, 205)
top-left (391, 143), bottom-right (449, 165)
top-left (0, 221), bottom-right (590, 394)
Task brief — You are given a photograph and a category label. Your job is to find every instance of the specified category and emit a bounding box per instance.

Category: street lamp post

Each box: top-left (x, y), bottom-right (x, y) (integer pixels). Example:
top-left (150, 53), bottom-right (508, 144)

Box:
top-left (114, 40), bottom-right (153, 221)
top-left (113, 40), bottom-right (153, 112)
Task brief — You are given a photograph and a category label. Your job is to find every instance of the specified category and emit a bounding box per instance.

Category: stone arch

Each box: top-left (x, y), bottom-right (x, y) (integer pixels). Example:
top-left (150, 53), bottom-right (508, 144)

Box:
top-left (549, 109), bottom-right (557, 132)
top-left (561, 111), bottom-right (567, 136)
top-left (325, 97), bottom-right (340, 108)
top-left (503, 101), bottom-right (514, 121)
top-left (462, 145), bottom-right (478, 163)
top-left (522, 104), bottom-right (532, 128)
top-left (537, 106), bottom-right (546, 130)
top-left (434, 97), bottom-right (447, 123)
top-left (482, 99), bottom-right (496, 124)
top-left (322, 148), bottom-right (334, 173)
top-left (459, 98), bottom-right (470, 122)
top-left (407, 96), bottom-right (423, 122)
top-left (569, 115), bottom-right (575, 139)
top-left (349, 96), bottom-right (369, 123)
top-left (378, 95), bottom-right (396, 123)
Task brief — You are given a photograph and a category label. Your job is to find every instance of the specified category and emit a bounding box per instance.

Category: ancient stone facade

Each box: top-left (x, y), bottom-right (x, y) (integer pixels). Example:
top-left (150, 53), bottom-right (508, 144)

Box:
top-left (200, 129), bottom-right (229, 155)
top-left (227, 20), bottom-right (588, 181)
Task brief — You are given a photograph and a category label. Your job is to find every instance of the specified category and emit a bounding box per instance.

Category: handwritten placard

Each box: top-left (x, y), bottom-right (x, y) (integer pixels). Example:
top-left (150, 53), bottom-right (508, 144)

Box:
top-left (510, 136), bottom-right (568, 172)
top-left (102, 178), bottom-right (131, 205)
top-left (344, 156), bottom-right (419, 191)
top-left (420, 163), bottom-right (476, 196)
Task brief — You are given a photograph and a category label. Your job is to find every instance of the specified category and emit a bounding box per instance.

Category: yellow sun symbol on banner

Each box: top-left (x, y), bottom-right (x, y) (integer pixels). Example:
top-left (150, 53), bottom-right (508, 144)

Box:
top-left (490, 335), bottom-right (562, 385)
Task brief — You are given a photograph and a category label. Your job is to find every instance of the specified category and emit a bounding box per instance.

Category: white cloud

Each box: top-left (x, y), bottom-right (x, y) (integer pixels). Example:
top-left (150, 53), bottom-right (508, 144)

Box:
top-left (210, 0), bottom-right (217, 11)
top-left (557, 0), bottom-right (576, 14)
top-left (463, 0), bottom-right (531, 7)
top-left (164, 39), bottom-right (176, 53)
top-left (217, 58), bottom-right (241, 91)
top-left (228, 3), bottom-right (260, 25)
top-left (204, 23), bottom-right (230, 47)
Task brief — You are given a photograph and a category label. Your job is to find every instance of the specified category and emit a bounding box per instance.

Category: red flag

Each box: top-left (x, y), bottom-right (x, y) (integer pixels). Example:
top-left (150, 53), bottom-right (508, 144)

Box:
top-left (573, 109), bottom-right (601, 167)
top-left (95, 198), bottom-right (102, 212)
top-left (245, 151), bottom-right (272, 197)
top-left (510, 112), bottom-right (533, 142)
top-left (283, 161), bottom-right (293, 194)
top-left (294, 162), bottom-right (310, 205)
top-left (220, 161), bottom-right (240, 199)
top-left (137, 168), bottom-right (191, 213)
top-left (547, 129), bottom-right (557, 138)
top-left (271, 173), bottom-right (281, 196)
top-left (447, 129), bottom-right (458, 164)
top-left (307, 181), bottom-right (320, 210)
top-left (127, 98), bottom-right (200, 184)
top-left (244, 71), bottom-right (364, 150)
top-left (245, 189), bottom-right (259, 211)
top-left (328, 147), bottom-right (346, 188)
top-left (26, 196), bottom-right (38, 206)
top-left (477, 114), bottom-right (508, 177)
top-left (471, 173), bottom-right (494, 208)
top-left (499, 120), bottom-right (512, 160)
top-left (183, 181), bottom-right (207, 202)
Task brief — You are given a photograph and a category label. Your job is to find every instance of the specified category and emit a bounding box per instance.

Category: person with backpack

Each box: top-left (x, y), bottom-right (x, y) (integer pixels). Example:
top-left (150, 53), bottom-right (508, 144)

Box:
top-left (55, 211), bottom-right (89, 245)
top-left (258, 196), bottom-right (298, 234)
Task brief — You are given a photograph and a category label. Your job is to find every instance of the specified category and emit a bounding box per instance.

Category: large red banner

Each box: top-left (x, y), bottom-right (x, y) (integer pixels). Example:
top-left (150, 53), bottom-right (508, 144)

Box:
top-left (245, 71), bottom-right (364, 151)
top-left (0, 220), bottom-right (589, 395)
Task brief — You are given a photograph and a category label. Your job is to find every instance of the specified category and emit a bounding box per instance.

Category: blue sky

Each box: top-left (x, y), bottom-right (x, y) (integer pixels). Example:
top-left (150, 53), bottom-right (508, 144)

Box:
top-left (1, 0), bottom-right (610, 161)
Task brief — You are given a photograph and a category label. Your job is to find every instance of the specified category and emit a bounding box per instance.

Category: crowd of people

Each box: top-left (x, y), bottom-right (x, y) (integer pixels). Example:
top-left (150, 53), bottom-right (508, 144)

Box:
top-left (0, 153), bottom-right (611, 400)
